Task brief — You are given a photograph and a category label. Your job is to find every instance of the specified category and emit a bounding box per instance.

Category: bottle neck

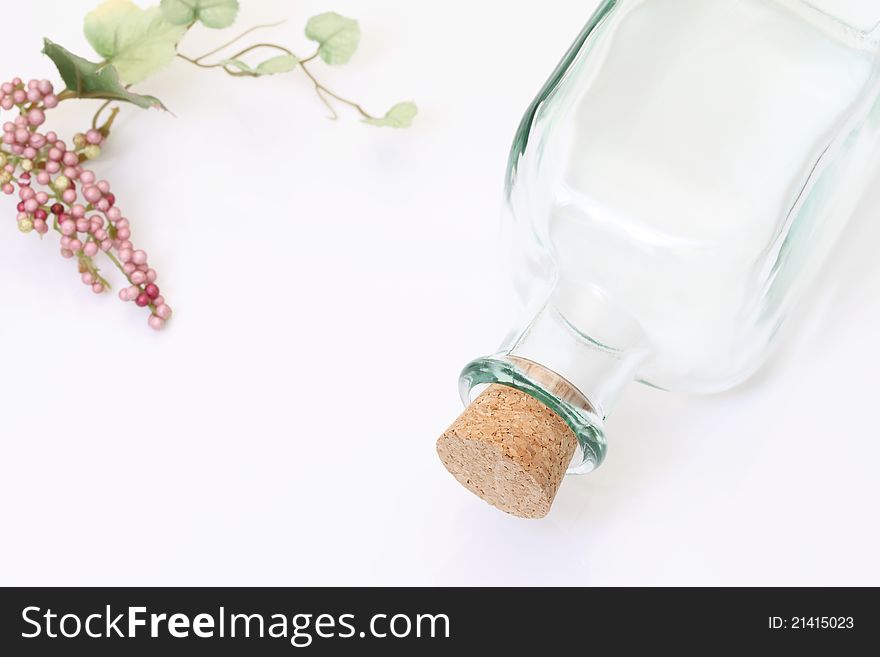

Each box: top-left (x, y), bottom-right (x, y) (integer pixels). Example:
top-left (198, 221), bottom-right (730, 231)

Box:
top-left (507, 298), bottom-right (647, 419)
top-left (459, 289), bottom-right (649, 472)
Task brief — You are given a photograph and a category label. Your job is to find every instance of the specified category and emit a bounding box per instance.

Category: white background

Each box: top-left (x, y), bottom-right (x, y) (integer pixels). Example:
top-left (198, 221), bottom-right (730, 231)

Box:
top-left (1, 0), bottom-right (879, 586)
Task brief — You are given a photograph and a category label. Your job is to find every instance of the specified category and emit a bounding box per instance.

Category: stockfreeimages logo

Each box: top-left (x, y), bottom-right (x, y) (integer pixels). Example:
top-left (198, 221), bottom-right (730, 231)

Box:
top-left (21, 606), bottom-right (450, 647)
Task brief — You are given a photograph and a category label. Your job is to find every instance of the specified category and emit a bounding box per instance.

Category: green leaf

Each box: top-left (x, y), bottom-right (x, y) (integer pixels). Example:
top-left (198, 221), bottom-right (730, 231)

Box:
top-left (220, 54), bottom-right (297, 76)
top-left (256, 54), bottom-right (298, 74)
top-left (160, 0), bottom-right (240, 29)
top-left (84, 0), bottom-right (187, 84)
top-left (363, 102), bottom-right (418, 128)
top-left (220, 59), bottom-right (257, 75)
top-left (82, 0), bottom-right (138, 56)
top-left (304, 12), bottom-right (360, 65)
top-left (42, 39), bottom-right (167, 110)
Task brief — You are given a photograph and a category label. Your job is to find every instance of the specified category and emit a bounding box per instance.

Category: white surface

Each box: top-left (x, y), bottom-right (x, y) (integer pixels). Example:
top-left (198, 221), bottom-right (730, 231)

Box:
top-left (1, 0), bottom-right (878, 586)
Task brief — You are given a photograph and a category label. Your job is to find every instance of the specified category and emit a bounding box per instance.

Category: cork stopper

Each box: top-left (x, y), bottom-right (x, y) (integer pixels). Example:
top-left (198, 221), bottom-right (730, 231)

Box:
top-left (436, 384), bottom-right (578, 519)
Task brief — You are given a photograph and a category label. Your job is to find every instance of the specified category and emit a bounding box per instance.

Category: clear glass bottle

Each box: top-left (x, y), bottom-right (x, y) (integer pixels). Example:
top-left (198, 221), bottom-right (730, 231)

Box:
top-left (450, 0), bottom-right (880, 487)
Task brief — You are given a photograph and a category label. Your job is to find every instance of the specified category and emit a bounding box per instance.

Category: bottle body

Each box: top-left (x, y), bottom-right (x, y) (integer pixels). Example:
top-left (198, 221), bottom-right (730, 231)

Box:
top-left (462, 0), bottom-right (880, 471)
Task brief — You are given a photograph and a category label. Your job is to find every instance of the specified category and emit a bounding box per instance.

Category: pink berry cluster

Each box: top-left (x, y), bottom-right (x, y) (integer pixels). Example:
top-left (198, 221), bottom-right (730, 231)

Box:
top-left (1, 77), bottom-right (171, 329)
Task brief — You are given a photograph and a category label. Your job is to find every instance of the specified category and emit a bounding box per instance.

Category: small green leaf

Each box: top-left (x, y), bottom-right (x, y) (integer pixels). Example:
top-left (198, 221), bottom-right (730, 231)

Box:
top-left (305, 12), bottom-right (360, 65)
top-left (364, 102), bottom-right (418, 128)
top-left (84, 0), bottom-right (187, 84)
top-left (220, 54), bottom-right (297, 76)
top-left (42, 39), bottom-right (167, 110)
top-left (256, 54), bottom-right (298, 74)
top-left (220, 59), bottom-right (258, 75)
top-left (160, 0), bottom-right (240, 29)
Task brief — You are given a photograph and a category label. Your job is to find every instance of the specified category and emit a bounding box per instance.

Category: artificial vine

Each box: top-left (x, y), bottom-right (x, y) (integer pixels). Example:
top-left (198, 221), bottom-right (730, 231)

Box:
top-left (1, 0), bottom-right (416, 329)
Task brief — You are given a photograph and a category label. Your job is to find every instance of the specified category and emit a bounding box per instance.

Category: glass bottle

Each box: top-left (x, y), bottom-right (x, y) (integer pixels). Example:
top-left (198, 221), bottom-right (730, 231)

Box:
top-left (438, 0), bottom-right (880, 516)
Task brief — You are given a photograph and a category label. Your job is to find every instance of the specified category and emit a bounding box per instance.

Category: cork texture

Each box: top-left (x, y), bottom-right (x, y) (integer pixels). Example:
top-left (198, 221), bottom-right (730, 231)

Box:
top-left (436, 384), bottom-right (577, 519)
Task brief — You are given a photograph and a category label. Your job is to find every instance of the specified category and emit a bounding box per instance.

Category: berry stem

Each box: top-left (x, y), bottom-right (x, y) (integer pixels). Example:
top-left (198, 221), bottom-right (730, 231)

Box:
top-left (91, 101), bottom-right (119, 134)
top-left (102, 245), bottom-right (127, 279)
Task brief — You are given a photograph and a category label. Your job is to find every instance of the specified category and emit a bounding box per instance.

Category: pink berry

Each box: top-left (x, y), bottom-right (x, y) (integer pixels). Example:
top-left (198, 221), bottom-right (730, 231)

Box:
top-left (26, 108), bottom-right (45, 126)
top-left (83, 185), bottom-right (101, 203)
